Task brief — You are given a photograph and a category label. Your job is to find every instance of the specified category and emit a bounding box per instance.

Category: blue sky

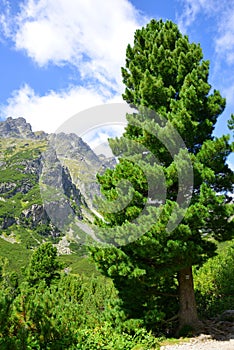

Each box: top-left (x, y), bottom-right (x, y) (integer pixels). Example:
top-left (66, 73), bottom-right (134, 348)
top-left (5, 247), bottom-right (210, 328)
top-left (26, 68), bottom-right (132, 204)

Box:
top-left (0, 0), bottom-right (233, 166)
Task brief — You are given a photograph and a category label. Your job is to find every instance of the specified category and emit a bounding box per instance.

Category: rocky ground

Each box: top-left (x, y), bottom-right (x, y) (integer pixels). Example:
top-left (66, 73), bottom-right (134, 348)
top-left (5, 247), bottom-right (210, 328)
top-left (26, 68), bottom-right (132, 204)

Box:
top-left (161, 311), bottom-right (234, 350)
top-left (161, 336), bottom-right (234, 350)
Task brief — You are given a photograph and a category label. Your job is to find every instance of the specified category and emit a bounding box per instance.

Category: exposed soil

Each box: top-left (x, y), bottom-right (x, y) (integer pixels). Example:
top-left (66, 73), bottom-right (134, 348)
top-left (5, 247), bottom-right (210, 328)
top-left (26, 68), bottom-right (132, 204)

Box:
top-left (161, 314), bottom-right (234, 350)
top-left (161, 338), bottom-right (234, 350)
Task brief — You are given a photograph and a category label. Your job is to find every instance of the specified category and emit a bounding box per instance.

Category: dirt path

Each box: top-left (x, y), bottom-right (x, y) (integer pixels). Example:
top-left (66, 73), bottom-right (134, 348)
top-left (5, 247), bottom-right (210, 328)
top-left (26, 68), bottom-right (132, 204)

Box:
top-left (161, 312), bottom-right (234, 350)
top-left (161, 336), bottom-right (234, 350)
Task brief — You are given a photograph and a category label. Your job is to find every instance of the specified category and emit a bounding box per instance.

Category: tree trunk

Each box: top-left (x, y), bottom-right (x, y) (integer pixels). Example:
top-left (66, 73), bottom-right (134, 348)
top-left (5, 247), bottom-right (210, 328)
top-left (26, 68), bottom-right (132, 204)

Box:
top-left (177, 266), bottom-right (199, 331)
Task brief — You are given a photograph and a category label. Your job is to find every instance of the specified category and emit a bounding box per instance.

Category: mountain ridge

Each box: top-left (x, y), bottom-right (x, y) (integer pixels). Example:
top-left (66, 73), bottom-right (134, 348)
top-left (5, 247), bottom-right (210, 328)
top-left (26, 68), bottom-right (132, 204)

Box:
top-left (0, 117), bottom-right (113, 253)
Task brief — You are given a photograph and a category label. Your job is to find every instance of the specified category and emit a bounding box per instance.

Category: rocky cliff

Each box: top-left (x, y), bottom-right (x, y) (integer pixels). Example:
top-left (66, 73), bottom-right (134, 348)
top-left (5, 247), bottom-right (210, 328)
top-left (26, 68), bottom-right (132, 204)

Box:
top-left (0, 117), bottom-right (115, 251)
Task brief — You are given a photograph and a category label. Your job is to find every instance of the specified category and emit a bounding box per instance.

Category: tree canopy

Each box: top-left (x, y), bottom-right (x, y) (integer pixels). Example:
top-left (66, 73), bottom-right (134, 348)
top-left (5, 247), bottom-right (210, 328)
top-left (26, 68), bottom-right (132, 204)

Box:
top-left (90, 19), bottom-right (234, 331)
top-left (26, 242), bottom-right (62, 286)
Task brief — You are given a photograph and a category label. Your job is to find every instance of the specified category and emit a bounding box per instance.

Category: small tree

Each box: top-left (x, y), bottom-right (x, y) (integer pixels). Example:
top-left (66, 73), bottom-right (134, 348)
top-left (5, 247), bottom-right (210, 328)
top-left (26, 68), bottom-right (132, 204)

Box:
top-left (90, 19), bottom-right (234, 332)
top-left (26, 242), bottom-right (62, 286)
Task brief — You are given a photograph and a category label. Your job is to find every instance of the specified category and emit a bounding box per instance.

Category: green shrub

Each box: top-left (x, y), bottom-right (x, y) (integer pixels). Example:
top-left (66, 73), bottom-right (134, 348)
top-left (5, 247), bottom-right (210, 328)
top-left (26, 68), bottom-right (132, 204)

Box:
top-left (0, 273), bottom-right (159, 349)
top-left (194, 240), bottom-right (234, 317)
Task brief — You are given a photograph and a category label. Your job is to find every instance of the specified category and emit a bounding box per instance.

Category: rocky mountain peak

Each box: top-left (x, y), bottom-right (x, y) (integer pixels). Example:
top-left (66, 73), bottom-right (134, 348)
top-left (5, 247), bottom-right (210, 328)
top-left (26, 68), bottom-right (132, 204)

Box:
top-left (48, 132), bottom-right (100, 165)
top-left (0, 117), bottom-right (36, 139)
top-left (0, 117), bottom-right (117, 244)
top-left (0, 117), bottom-right (48, 140)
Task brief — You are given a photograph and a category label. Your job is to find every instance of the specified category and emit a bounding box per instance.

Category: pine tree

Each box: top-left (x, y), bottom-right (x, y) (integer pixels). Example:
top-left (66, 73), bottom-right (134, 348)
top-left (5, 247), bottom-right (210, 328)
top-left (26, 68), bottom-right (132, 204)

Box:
top-left (26, 242), bottom-right (62, 286)
top-left (90, 19), bottom-right (234, 331)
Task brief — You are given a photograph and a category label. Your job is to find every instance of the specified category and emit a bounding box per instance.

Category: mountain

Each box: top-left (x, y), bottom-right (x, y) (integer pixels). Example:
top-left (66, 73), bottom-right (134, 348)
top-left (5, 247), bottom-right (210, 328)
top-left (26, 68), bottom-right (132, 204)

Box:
top-left (0, 117), bottom-right (115, 254)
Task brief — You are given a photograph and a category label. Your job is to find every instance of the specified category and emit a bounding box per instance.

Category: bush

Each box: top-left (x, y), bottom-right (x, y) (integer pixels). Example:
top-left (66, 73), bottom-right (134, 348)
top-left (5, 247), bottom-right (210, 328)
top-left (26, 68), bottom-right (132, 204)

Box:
top-left (194, 240), bottom-right (234, 318)
top-left (0, 243), bottom-right (159, 349)
top-left (0, 274), bottom-right (159, 349)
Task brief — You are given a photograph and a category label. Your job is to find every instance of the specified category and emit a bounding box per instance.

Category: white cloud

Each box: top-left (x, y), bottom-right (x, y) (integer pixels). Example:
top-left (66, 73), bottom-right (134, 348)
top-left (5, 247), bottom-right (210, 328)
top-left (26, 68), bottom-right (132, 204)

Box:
top-left (178, 1), bottom-right (234, 66)
top-left (84, 125), bottom-right (125, 148)
top-left (215, 10), bottom-right (234, 65)
top-left (2, 0), bottom-right (145, 92)
top-left (222, 82), bottom-right (234, 106)
top-left (177, 0), bottom-right (201, 32)
top-left (1, 84), bottom-right (123, 132)
top-left (83, 125), bottom-right (126, 157)
top-left (0, 2), bottom-right (11, 40)
top-left (0, 0), bottom-right (146, 132)
top-left (177, 0), bottom-right (226, 32)
top-left (228, 160), bottom-right (234, 171)
top-left (0, 0), bottom-right (147, 133)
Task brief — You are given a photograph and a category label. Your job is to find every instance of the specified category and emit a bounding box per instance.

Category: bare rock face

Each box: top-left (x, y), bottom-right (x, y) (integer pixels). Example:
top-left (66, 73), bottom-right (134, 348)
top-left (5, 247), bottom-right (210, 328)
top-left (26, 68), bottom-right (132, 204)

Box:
top-left (40, 144), bottom-right (83, 231)
top-left (0, 117), bottom-right (116, 243)
top-left (0, 182), bottom-right (17, 196)
top-left (0, 117), bottom-right (36, 139)
top-left (46, 132), bottom-right (111, 210)
top-left (48, 132), bottom-right (101, 165)
top-left (21, 204), bottom-right (49, 226)
top-left (0, 216), bottom-right (16, 230)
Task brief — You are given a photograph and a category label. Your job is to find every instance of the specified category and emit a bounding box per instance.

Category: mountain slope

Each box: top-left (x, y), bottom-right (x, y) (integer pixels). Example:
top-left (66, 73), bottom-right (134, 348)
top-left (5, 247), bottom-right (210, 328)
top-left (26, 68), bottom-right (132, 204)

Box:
top-left (0, 117), bottom-right (112, 254)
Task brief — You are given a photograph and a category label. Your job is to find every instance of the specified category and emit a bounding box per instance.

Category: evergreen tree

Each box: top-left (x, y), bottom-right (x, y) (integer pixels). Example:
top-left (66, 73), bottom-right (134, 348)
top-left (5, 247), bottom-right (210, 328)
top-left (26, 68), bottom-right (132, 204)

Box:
top-left (90, 19), bottom-right (234, 331)
top-left (26, 242), bottom-right (62, 286)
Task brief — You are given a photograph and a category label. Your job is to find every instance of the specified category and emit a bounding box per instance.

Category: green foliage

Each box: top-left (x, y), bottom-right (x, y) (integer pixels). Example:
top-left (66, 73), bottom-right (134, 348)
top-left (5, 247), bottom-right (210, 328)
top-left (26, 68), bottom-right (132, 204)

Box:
top-left (0, 233), bottom-right (97, 281)
top-left (74, 325), bottom-right (158, 350)
top-left (21, 185), bottom-right (43, 209)
top-left (26, 242), bottom-right (63, 286)
top-left (122, 20), bottom-right (226, 147)
top-left (0, 237), bottom-right (31, 276)
top-left (90, 18), bottom-right (234, 331)
top-left (0, 258), bottom-right (19, 343)
top-left (194, 240), bottom-right (234, 317)
top-left (0, 244), bottom-right (159, 348)
top-left (228, 114), bottom-right (234, 131)
top-left (0, 139), bottom-right (50, 240)
top-left (0, 19), bottom-right (233, 346)
top-left (0, 266), bottom-right (159, 349)
top-left (1, 234), bottom-right (233, 348)
top-left (58, 254), bottom-right (100, 276)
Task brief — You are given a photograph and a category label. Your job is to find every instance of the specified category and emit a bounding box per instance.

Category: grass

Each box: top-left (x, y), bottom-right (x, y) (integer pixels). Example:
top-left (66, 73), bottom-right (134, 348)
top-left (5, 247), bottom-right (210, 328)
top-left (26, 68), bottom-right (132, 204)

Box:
top-left (159, 337), bottom-right (190, 346)
top-left (0, 136), bottom-right (100, 279)
top-left (58, 254), bottom-right (100, 276)
top-left (0, 232), bottom-right (99, 278)
top-left (0, 237), bottom-right (31, 276)
top-left (0, 138), bottom-right (47, 160)
top-left (0, 138), bottom-right (45, 220)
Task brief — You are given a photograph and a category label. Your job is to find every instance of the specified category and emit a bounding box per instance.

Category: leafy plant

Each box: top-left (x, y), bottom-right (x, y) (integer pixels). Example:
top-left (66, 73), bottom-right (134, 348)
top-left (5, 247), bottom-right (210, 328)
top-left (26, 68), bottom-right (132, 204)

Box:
top-left (194, 240), bottom-right (234, 317)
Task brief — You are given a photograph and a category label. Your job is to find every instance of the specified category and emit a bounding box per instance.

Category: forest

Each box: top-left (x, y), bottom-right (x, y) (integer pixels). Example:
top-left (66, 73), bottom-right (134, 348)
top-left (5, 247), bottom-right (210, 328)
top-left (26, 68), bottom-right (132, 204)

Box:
top-left (0, 239), bottom-right (233, 349)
